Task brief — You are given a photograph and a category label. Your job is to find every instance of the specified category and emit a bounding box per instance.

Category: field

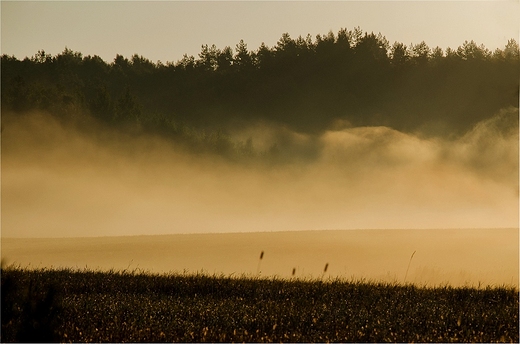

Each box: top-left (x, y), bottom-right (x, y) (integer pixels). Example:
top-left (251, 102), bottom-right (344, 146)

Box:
top-left (2, 229), bottom-right (518, 342)
top-left (1, 266), bottom-right (518, 343)
top-left (2, 229), bottom-right (518, 287)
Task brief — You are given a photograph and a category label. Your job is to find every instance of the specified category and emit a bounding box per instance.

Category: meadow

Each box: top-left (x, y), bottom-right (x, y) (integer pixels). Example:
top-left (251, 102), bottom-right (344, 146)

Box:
top-left (2, 229), bottom-right (518, 287)
top-left (1, 265), bottom-right (518, 343)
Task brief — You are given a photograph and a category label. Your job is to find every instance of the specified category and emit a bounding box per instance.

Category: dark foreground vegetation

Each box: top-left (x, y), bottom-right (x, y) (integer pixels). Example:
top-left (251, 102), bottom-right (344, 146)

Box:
top-left (1, 266), bottom-right (518, 343)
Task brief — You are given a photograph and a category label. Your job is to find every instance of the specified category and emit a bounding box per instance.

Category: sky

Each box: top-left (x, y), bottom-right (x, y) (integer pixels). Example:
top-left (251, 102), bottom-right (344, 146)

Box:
top-left (1, 1), bottom-right (519, 64)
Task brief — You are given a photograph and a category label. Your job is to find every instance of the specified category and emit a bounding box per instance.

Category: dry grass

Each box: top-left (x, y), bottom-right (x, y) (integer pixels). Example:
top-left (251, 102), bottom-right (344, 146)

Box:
top-left (2, 265), bottom-right (518, 342)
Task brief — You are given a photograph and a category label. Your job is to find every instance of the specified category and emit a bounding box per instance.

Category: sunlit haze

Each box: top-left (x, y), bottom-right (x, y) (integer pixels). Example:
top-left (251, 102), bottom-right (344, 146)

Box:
top-left (2, 110), bottom-right (518, 237)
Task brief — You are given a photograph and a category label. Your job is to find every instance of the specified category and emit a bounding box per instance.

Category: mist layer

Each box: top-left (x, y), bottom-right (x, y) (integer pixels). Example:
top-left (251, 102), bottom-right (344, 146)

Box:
top-left (2, 108), bottom-right (518, 238)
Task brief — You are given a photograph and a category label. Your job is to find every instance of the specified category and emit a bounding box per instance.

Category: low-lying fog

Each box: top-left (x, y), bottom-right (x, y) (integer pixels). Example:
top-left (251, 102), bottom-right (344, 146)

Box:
top-left (2, 108), bottom-right (518, 238)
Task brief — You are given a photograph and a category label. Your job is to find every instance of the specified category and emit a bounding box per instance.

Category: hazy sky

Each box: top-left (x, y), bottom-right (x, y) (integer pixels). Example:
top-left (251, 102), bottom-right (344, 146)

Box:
top-left (2, 1), bottom-right (519, 63)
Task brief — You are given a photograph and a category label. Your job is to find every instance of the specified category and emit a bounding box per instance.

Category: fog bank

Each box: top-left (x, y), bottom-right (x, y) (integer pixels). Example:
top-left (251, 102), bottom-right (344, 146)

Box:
top-left (2, 108), bottom-right (518, 238)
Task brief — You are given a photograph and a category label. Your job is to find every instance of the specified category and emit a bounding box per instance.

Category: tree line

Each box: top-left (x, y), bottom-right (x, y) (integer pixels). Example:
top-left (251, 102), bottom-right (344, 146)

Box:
top-left (2, 27), bottom-right (519, 145)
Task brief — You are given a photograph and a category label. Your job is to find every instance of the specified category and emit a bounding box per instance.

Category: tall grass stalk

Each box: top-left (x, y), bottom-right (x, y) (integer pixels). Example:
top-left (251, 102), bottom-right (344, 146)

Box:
top-left (321, 263), bottom-right (329, 280)
top-left (256, 251), bottom-right (264, 275)
top-left (404, 250), bottom-right (416, 283)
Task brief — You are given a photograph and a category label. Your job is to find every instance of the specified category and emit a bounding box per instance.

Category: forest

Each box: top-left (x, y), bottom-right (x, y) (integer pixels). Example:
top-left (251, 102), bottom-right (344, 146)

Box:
top-left (2, 27), bottom-right (519, 158)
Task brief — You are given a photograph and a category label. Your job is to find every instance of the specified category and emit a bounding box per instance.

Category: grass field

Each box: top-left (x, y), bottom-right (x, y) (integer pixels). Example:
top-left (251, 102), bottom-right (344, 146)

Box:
top-left (1, 266), bottom-right (518, 343)
top-left (2, 229), bottom-right (518, 287)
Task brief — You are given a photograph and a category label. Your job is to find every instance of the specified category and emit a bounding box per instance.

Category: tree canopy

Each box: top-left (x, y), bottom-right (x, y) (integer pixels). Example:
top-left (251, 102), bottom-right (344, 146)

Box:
top-left (2, 28), bottom-right (518, 148)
